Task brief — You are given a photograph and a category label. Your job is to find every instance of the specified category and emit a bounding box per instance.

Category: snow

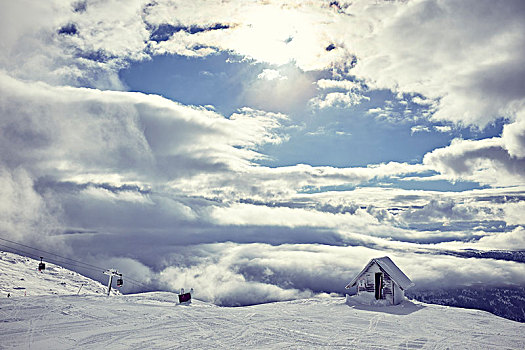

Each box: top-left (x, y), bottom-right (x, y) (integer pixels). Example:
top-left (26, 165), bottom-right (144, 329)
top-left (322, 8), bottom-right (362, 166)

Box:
top-left (2, 293), bottom-right (524, 349)
top-left (347, 256), bottom-right (414, 290)
top-left (1, 251), bottom-right (524, 349)
top-left (373, 256), bottom-right (414, 290)
top-left (346, 292), bottom-right (392, 306)
top-left (0, 251), bottom-right (118, 297)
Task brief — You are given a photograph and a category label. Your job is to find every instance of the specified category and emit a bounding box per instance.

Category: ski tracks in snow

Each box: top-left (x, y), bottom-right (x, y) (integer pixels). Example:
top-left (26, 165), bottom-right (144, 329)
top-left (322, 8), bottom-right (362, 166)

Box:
top-left (1, 294), bottom-right (525, 349)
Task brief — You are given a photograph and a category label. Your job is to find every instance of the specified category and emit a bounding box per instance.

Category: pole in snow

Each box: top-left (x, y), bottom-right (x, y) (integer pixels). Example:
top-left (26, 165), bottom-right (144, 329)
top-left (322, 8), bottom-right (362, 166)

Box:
top-left (103, 269), bottom-right (122, 296)
top-left (107, 274), bottom-right (113, 296)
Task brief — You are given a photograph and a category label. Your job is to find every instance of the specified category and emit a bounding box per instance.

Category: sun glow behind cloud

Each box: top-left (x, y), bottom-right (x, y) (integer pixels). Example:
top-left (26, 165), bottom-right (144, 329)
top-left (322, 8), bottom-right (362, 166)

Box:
top-left (222, 4), bottom-right (329, 68)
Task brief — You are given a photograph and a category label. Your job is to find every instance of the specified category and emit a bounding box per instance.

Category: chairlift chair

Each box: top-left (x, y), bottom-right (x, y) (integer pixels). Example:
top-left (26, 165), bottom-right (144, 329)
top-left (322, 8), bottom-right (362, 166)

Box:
top-left (38, 257), bottom-right (45, 271)
top-left (116, 276), bottom-right (123, 287)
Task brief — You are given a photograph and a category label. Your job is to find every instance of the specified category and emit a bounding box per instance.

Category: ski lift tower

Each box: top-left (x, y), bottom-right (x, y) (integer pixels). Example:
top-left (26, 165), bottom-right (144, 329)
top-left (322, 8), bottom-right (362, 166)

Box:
top-left (103, 269), bottom-right (122, 296)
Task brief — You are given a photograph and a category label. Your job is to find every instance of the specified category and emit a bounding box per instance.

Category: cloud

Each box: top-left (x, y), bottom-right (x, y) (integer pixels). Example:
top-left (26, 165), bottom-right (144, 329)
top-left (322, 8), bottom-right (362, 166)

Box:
top-left (257, 69), bottom-right (287, 81)
top-left (155, 243), bottom-right (373, 305)
top-left (55, 184), bottom-right (197, 234)
top-left (474, 227), bottom-right (525, 250)
top-left (209, 203), bottom-right (379, 230)
top-left (0, 72), bottom-right (290, 180)
top-left (159, 254), bottom-right (314, 306)
top-left (411, 96), bottom-right (435, 107)
top-left (153, 242), bottom-right (525, 304)
top-left (411, 125), bottom-right (430, 134)
top-left (423, 136), bottom-right (525, 186)
top-left (419, 105), bottom-right (525, 186)
top-left (0, 167), bottom-right (61, 242)
top-left (434, 125), bottom-right (452, 133)
top-left (242, 63), bottom-right (319, 113)
top-left (398, 198), bottom-right (480, 224)
top-left (345, 0), bottom-right (525, 127)
top-left (125, 0), bottom-right (525, 130)
top-left (145, 1), bottom-right (336, 69)
top-left (310, 77), bottom-right (369, 109)
top-left (400, 253), bottom-right (525, 290)
top-left (503, 202), bottom-right (525, 226)
top-left (1, 0), bottom-right (525, 307)
top-left (0, 71), bottom-right (431, 244)
top-left (316, 79), bottom-right (362, 91)
top-left (310, 91), bottom-right (369, 109)
top-left (0, 0), bottom-right (149, 89)
top-left (3, 0), bottom-right (523, 128)
top-left (502, 110), bottom-right (525, 158)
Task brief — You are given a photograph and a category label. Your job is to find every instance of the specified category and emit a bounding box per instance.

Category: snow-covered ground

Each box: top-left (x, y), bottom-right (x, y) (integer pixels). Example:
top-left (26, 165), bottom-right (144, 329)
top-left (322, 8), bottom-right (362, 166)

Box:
top-left (1, 251), bottom-right (524, 349)
top-left (2, 293), bottom-right (524, 349)
top-left (0, 251), bottom-right (118, 297)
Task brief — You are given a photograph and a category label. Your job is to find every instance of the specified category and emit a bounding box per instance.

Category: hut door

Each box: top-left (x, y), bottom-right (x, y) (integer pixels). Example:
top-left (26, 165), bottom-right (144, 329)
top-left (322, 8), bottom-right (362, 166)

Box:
top-left (375, 273), bottom-right (383, 299)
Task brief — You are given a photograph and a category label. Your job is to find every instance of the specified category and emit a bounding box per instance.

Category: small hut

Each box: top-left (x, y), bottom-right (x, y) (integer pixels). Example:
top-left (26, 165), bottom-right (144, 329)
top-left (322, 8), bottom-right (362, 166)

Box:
top-left (345, 256), bottom-right (414, 305)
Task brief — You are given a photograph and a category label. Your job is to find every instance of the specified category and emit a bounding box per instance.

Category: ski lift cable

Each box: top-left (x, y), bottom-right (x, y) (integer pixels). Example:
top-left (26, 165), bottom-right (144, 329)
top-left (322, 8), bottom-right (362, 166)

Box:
top-left (0, 242), bottom-right (146, 288)
top-left (0, 242), bottom-right (44, 262)
top-left (0, 242), bottom-right (146, 289)
top-left (0, 237), bottom-right (148, 287)
top-left (0, 236), bottom-right (147, 286)
top-left (0, 236), bottom-right (147, 285)
top-left (0, 236), bottom-right (107, 271)
top-left (0, 242), bottom-right (103, 273)
top-left (0, 242), bottom-right (99, 272)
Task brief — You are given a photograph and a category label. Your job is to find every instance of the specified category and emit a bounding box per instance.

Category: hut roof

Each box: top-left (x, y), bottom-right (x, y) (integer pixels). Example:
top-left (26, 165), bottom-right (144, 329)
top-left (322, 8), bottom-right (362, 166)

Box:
top-left (346, 256), bottom-right (414, 290)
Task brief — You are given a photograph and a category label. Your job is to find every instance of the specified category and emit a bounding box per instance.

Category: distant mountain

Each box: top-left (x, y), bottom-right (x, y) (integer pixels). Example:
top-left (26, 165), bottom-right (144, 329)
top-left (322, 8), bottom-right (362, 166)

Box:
top-left (0, 251), bottom-right (118, 297)
top-left (407, 286), bottom-right (525, 322)
top-left (444, 249), bottom-right (525, 263)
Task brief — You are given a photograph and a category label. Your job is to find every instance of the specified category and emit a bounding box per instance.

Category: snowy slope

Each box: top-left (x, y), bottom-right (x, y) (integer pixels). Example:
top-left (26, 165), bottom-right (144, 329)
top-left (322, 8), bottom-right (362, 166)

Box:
top-left (1, 251), bottom-right (524, 349)
top-left (0, 251), bottom-right (118, 297)
top-left (1, 295), bottom-right (525, 348)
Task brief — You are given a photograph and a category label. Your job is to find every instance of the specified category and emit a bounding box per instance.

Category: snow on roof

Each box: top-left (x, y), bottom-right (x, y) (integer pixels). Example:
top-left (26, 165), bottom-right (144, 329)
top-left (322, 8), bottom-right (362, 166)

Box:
top-left (346, 256), bottom-right (414, 290)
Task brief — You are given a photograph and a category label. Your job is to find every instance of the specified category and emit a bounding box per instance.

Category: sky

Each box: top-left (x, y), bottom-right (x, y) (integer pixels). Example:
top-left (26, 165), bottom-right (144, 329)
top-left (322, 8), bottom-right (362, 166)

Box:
top-left (0, 0), bottom-right (524, 305)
